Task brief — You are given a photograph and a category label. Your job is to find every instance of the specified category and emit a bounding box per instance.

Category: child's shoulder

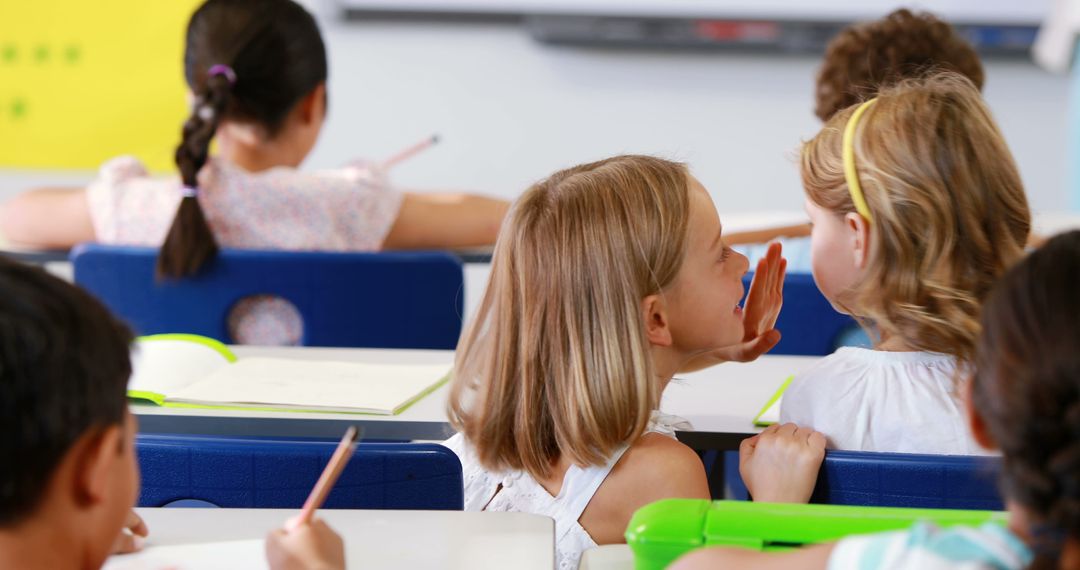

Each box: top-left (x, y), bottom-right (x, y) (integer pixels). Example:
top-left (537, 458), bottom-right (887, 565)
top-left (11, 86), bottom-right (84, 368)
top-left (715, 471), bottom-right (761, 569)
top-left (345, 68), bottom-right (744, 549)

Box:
top-left (607, 433), bottom-right (707, 502)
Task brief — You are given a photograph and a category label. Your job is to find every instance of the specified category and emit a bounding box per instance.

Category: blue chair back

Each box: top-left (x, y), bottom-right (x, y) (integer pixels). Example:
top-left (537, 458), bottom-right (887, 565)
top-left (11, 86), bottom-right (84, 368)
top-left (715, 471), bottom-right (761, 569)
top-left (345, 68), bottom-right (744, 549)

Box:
top-left (136, 434), bottom-right (464, 510)
top-left (744, 272), bottom-right (856, 355)
top-left (811, 450), bottom-right (1002, 510)
top-left (71, 244), bottom-right (464, 349)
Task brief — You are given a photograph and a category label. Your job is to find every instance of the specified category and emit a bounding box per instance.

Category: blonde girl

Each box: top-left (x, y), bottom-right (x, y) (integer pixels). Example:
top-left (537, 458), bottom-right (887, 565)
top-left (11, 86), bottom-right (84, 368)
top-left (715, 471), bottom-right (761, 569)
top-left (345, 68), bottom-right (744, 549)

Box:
top-left (444, 155), bottom-right (786, 569)
top-left (779, 73), bottom-right (1031, 454)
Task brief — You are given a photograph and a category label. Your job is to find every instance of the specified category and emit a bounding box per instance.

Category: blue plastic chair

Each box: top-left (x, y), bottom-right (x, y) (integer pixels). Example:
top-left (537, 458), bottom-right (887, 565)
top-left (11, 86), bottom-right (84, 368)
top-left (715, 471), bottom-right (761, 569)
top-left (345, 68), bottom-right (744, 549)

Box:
top-left (136, 434), bottom-right (464, 510)
top-left (810, 450), bottom-right (1003, 510)
top-left (723, 449), bottom-right (1002, 510)
top-left (71, 244), bottom-right (464, 349)
top-left (743, 272), bottom-right (857, 356)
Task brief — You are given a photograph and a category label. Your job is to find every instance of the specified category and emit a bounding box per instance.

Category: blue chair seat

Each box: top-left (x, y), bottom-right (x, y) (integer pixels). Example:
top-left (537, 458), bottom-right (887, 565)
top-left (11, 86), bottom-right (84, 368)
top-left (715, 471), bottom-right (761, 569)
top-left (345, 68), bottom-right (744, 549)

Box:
top-left (136, 434), bottom-right (464, 510)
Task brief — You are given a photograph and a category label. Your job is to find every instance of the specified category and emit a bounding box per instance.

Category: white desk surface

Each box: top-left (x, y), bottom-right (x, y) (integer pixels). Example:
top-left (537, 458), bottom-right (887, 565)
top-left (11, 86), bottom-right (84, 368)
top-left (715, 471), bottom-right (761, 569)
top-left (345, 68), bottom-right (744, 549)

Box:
top-left (104, 508), bottom-right (554, 570)
top-left (133, 345), bottom-right (820, 442)
top-left (578, 544), bottom-right (634, 570)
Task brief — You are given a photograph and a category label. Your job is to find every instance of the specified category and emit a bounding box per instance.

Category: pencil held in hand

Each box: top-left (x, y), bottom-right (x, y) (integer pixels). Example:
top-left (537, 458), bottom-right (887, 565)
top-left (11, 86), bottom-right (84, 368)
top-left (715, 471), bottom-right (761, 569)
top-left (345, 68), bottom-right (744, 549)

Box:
top-left (380, 134), bottom-right (440, 170)
top-left (286, 426), bottom-right (359, 532)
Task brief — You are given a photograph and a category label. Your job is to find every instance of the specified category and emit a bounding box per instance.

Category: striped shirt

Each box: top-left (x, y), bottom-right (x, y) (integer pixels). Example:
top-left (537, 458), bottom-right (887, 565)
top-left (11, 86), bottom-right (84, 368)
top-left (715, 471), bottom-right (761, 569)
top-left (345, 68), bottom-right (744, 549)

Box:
top-left (829, 522), bottom-right (1032, 570)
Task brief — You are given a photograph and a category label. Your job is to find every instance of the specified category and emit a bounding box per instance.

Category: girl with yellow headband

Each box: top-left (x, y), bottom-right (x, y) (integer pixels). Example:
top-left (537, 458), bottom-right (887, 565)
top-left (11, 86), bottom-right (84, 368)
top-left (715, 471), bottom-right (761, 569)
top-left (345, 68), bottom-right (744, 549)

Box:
top-left (774, 72), bottom-right (1031, 455)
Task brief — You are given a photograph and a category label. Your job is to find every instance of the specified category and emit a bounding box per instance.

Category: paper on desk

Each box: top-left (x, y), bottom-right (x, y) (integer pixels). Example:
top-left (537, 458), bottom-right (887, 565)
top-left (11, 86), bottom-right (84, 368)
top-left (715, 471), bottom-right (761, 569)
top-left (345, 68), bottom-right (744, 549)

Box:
top-left (167, 358), bottom-right (451, 415)
top-left (103, 539), bottom-right (267, 570)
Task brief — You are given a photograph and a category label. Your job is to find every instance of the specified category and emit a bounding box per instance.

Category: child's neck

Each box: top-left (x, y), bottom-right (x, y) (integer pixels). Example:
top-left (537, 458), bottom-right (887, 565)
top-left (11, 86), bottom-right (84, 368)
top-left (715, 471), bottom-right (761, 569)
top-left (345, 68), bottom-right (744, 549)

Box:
top-left (0, 517), bottom-right (82, 570)
top-left (874, 330), bottom-right (915, 352)
top-left (216, 127), bottom-right (304, 173)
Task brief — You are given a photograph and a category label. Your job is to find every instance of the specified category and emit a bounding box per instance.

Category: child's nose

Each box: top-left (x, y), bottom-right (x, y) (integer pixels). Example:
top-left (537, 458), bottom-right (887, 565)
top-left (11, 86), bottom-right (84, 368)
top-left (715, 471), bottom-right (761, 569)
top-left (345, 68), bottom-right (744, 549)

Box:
top-left (735, 250), bottom-right (750, 275)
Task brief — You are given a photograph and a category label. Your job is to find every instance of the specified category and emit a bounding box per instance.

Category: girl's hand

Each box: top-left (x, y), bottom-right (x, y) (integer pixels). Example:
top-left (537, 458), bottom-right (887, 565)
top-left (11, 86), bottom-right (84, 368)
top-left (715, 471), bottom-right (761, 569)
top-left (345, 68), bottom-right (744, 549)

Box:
top-left (739, 423), bottom-right (826, 504)
top-left (708, 242), bottom-right (787, 363)
top-left (266, 519), bottom-right (345, 570)
top-left (110, 510), bottom-right (149, 554)
top-left (742, 242), bottom-right (786, 343)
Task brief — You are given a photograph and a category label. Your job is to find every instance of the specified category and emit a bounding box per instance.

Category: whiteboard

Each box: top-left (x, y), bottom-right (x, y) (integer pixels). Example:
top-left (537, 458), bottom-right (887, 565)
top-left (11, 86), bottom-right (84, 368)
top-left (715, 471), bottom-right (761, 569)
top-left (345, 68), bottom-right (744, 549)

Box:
top-left (337, 0), bottom-right (1051, 25)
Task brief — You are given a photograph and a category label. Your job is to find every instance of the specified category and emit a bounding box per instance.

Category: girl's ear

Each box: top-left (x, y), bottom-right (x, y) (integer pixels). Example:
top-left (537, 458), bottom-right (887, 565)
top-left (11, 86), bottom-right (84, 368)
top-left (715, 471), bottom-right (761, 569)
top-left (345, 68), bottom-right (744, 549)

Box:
top-left (963, 378), bottom-right (997, 451)
top-left (642, 293), bottom-right (673, 347)
top-left (844, 212), bottom-right (872, 269)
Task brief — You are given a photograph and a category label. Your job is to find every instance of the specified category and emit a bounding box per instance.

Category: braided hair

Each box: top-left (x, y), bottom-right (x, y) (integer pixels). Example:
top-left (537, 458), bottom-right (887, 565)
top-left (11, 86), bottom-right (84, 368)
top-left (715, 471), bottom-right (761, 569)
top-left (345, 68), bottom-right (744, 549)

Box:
top-left (972, 230), bottom-right (1080, 569)
top-left (157, 0), bottom-right (327, 278)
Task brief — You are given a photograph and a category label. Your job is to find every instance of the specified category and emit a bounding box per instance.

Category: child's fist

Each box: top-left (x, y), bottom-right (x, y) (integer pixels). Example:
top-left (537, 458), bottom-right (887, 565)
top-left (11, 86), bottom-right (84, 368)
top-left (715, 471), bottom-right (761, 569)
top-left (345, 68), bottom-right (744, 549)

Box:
top-left (265, 518), bottom-right (345, 570)
top-left (739, 423), bottom-right (826, 503)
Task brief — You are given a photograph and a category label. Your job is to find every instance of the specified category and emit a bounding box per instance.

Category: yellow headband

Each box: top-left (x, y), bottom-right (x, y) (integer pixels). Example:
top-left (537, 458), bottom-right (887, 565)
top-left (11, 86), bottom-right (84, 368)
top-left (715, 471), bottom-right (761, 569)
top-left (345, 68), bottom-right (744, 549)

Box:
top-left (842, 98), bottom-right (877, 223)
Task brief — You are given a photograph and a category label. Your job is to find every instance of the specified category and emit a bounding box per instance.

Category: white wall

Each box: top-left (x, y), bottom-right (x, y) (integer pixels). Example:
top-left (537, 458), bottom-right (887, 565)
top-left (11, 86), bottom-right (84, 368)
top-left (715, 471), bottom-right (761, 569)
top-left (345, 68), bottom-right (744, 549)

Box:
top-left (1, 14), bottom-right (1069, 212)
top-left (308, 17), bottom-right (1070, 214)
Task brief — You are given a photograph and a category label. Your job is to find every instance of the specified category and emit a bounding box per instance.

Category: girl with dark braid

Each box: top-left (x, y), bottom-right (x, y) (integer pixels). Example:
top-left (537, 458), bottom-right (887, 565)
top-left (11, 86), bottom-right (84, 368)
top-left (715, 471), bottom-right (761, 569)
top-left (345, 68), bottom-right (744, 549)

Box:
top-left (675, 230), bottom-right (1080, 569)
top-left (1, 0), bottom-right (509, 344)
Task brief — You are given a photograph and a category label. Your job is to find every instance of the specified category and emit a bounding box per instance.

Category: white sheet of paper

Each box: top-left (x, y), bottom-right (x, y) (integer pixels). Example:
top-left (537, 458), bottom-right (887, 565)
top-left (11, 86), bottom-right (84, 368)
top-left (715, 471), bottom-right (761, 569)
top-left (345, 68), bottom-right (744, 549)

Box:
top-left (129, 339), bottom-right (231, 396)
top-left (166, 358), bottom-right (451, 414)
top-left (103, 539), bottom-right (267, 570)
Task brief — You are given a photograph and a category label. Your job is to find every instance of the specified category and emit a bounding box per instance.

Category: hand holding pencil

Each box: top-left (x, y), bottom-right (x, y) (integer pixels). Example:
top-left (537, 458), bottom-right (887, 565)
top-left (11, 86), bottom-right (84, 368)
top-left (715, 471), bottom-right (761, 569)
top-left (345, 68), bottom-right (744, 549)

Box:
top-left (265, 426), bottom-right (357, 570)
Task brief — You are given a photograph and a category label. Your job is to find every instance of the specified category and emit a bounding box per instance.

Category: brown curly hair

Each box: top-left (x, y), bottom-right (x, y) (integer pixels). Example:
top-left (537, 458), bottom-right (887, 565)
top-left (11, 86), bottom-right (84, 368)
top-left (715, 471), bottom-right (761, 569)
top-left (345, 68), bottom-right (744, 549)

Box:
top-left (814, 8), bottom-right (985, 121)
top-left (972, 230), bottom-right (1080, 568)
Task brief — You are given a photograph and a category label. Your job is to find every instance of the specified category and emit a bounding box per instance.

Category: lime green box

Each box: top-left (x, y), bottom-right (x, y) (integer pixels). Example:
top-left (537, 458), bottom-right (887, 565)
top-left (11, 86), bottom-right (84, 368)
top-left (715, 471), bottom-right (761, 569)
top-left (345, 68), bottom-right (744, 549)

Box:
top-left (625, 499), bottom-right (1007, 570)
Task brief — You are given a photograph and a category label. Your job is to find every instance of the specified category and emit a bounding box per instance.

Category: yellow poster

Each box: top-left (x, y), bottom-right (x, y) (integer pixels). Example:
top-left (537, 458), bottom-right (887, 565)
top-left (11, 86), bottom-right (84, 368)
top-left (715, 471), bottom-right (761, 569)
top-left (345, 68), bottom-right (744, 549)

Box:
top-left (0, 1), bottom-right (200, 172)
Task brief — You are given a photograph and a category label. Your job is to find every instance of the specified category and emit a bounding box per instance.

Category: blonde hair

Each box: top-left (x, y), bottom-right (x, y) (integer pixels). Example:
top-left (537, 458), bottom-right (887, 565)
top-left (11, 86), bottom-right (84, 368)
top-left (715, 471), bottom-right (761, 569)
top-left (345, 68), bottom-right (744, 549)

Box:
top-left (448, 155), bottom-right (691, 481)
top-left (801, 72), bottom-right (1031, 363)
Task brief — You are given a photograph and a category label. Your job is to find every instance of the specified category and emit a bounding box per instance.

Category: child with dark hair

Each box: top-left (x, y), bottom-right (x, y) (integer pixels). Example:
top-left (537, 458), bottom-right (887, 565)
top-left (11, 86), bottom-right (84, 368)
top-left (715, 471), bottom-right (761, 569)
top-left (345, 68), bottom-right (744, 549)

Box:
top-left (0, 0), bottom-right (509, 344)
top-left (0, 257), bottom-right (343, 569)
top-left (674, 230), bottom-right (1080, 569)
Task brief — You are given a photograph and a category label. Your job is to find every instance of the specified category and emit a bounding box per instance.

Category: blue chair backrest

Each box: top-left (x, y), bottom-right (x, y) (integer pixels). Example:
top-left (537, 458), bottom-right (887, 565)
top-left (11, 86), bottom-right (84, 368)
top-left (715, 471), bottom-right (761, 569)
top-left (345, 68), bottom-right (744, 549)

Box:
top-left (71, 244), bottom-right (464, 349)
top-left (811, 450), bottom-right (1003, 510)
top-left (136, 434), bottom-right (464, 510)
top-left (743, 272), bottom-right (857, 355)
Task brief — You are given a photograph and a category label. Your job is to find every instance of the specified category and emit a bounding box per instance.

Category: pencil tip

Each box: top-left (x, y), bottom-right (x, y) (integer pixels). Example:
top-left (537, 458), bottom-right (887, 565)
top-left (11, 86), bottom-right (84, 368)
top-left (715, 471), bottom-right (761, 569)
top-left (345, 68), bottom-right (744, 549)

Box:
top-left (431, 134), bottom-right (441, 144)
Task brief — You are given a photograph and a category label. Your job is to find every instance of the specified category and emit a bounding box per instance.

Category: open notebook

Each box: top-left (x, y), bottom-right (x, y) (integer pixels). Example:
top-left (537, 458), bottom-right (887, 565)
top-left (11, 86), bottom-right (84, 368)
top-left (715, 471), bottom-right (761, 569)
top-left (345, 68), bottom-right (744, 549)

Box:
top-left (752, 375), bottom-right (794, 427)
top-left (128, 334), bottom-right (451, 415)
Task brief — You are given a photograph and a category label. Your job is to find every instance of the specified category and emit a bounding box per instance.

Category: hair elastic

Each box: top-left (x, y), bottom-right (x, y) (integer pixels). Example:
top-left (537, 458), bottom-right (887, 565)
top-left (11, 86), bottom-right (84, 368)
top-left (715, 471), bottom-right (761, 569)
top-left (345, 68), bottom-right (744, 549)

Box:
top-left (208, 64), bottom-right (237, 85)
top-left (842, 98), bottom-right (877, 223)
top-left (180, 185), bottom-right (199, 198)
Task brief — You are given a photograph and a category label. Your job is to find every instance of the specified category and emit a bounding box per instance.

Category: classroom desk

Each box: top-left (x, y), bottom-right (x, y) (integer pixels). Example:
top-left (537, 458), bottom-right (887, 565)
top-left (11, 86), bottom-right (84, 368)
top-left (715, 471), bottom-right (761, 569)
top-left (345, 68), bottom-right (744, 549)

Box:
top-left (0, 231), bottom-right (69, 263)
top-left (133, 346), bottom-right (458, 441)
top-left (103, 507), bottom-right (555, 570)
top-left (134, 345), bottom-right (819, 448)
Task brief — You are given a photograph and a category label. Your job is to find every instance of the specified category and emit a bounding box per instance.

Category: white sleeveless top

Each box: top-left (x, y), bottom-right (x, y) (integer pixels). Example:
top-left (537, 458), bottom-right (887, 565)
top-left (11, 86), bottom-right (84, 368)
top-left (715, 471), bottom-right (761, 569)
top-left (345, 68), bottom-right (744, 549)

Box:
top-left (442, 412), bottom-right (691, 570)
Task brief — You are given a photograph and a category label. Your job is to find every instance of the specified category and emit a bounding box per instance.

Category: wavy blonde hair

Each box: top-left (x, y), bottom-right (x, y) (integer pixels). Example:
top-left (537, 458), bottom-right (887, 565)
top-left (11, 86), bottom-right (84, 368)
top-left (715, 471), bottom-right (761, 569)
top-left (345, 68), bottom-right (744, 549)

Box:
top-left (447, 155), bottom-right (691, 481)
top-left (801, 73), bottom-right (1031, 363)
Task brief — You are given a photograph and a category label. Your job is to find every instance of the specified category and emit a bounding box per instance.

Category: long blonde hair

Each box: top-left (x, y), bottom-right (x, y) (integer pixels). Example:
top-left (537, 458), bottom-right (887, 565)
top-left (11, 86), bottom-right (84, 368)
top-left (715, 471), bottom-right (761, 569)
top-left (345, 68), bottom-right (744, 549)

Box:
top-left (801, 72), bottom-right (1031, 363)
top-left (448, 155), bottom-right (692, 481)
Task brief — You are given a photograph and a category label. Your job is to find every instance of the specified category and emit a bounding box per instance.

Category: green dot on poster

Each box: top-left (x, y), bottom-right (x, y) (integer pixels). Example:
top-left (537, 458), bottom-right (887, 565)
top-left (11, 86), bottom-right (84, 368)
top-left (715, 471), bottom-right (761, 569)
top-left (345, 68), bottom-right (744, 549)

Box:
top-left (11, 98), bottom-right (27, 119)
top-left (1, 45), bottom-right (16, 64)
top-left (65, 44), bottom-right (82, 64)
top-left (34, 44), bottom-right (49, 63)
